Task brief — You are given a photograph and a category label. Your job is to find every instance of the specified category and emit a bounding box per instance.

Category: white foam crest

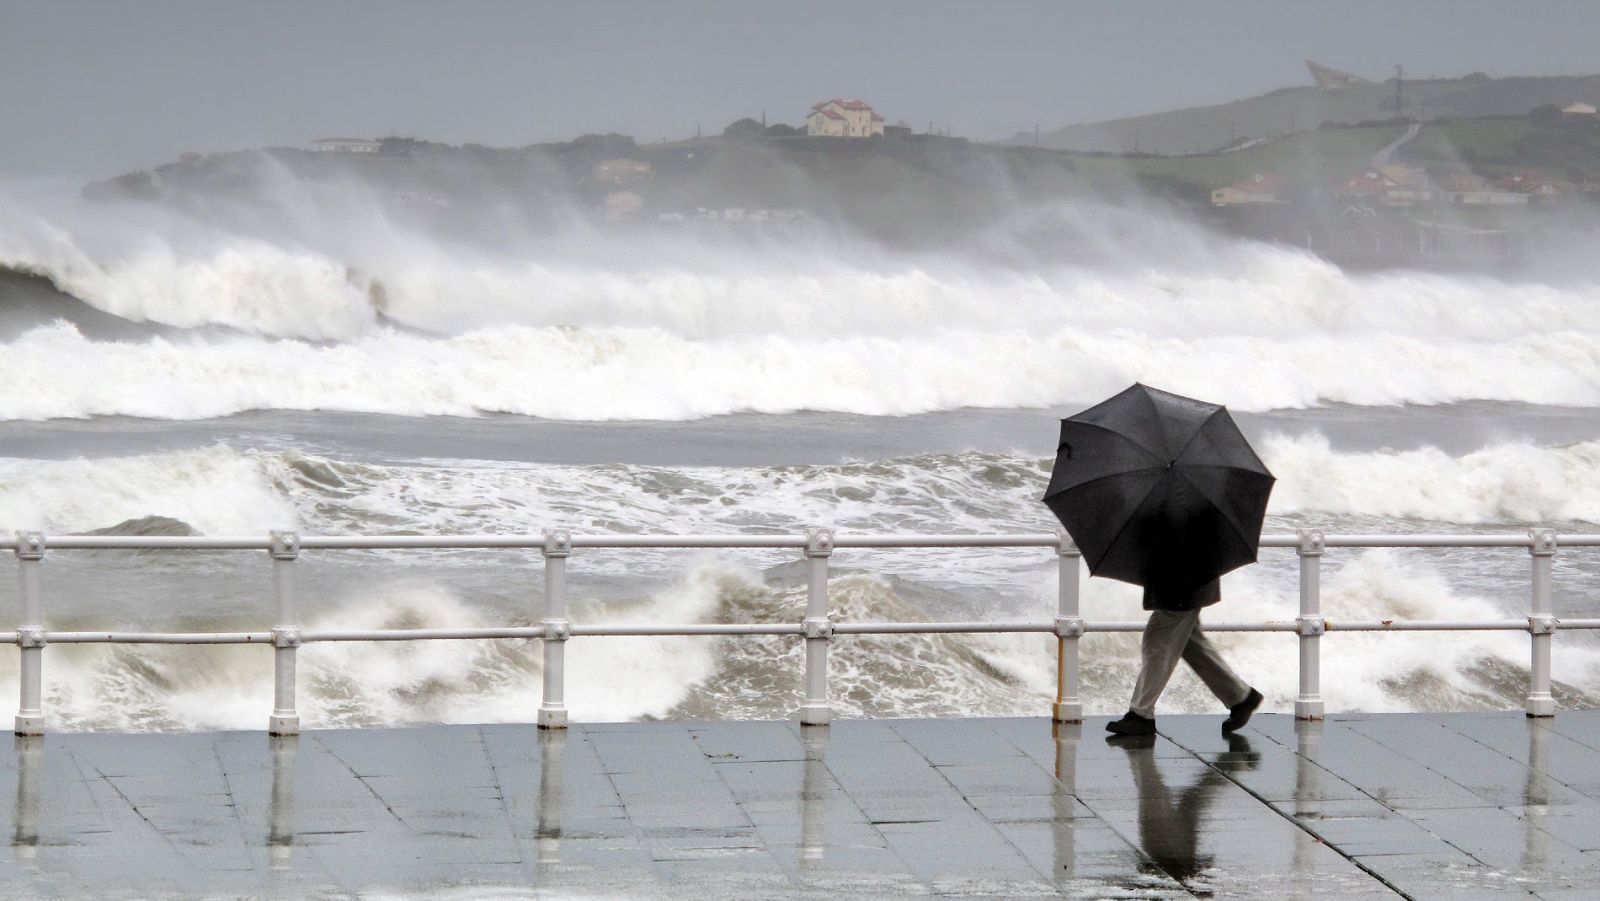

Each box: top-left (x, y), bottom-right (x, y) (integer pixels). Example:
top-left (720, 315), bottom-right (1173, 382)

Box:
top-left (8, 311), bottom-right (1600, 422)
top-left (0, 205), bottom-right (377, 340)
top-left (8, 179), bottom-right (1600, 418)
top-left (0, 444), bottom-right (296, 534)
top-left (1262, 433), bottom-right (1600, 523)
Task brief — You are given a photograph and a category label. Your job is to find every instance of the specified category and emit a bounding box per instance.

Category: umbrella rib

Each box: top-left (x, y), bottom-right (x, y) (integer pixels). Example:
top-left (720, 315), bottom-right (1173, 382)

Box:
top-left (1057, 419), bottom-right (1166, 464)
top-left (1089, 471), bottom-right (1169, 574)
top-left (1173, 466), bottom-right (1274, 553)
top-left (1169, 407), bottom-right (1225, 464)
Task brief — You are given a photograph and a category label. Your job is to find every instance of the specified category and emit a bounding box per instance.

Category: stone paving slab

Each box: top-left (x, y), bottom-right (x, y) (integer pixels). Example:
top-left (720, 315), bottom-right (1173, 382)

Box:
top-left (2, 713), bottom-right (1600, 897)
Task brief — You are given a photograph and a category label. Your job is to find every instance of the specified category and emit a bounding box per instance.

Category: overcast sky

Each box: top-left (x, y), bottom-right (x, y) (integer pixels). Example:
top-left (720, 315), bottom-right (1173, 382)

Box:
top-left (4, 0), bottom-right (1600, 179)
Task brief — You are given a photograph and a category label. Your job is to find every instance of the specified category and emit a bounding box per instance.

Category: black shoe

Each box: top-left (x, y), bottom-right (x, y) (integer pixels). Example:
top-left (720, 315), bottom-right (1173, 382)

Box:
top-left (1106, 711), bottom-right (1155, 736)
top-left (1222, 688), bottom-right (1263, 733)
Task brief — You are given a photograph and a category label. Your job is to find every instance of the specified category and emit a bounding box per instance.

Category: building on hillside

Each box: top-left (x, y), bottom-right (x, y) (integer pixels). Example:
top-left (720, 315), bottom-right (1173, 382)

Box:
top-left (1438, 171), bottom-right (1528, 206)
top-left (1210, 173), bottom-right (1288, 206)
top-left (1496, 171), bottom-right (1564, 199)
top-left (1561, 102), bottom-right (1597, 117)
top-left (1333, 169), bottom-right (1434, 207)
top-left (806, 99), bottom-right (886, 137)
top-left (1306, 61), bottom-right (1370, 89)
top-left (593, 159), bottom-right (654, 184)
top-left (312, 138), bottom-right (382, 153)
top-left (1376, 164), bottom-right (1435, 206)
top-left (602, 190), bottom-right (644, 220)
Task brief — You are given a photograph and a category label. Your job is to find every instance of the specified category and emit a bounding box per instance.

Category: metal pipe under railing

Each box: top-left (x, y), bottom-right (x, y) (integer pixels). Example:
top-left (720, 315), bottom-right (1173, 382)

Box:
top-left (8, 528), bottom-right (1600, 736)
top-left (9, 531), bottom-right (1594, 551)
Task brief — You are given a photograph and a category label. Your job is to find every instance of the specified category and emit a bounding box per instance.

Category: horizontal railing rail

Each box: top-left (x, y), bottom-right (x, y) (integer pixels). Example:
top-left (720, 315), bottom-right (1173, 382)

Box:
top-left (5, 528), bottom-right (1594, 734)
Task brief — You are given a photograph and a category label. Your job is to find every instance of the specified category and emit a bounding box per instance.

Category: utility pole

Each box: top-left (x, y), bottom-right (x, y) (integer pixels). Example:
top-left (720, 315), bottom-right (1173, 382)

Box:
top-left (1394, 64), bottom-right (1404, 118)
top-left (1034, 123), bottom-right (1039, 146)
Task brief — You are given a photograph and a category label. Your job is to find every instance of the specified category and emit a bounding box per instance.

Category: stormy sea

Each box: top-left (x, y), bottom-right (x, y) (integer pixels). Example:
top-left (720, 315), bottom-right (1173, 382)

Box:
top-left (3, 166), bottom-right (1600, 732)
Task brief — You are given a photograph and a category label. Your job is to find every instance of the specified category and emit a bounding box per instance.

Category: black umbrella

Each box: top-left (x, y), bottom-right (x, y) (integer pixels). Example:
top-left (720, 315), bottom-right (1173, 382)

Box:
top-left (1043, 384), bottom-right (1274, 591)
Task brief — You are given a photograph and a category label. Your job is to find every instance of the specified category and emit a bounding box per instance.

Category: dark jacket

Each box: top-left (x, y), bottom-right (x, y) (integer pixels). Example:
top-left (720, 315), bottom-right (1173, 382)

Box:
top-left (1142, 579), bottom-right (1221, 612)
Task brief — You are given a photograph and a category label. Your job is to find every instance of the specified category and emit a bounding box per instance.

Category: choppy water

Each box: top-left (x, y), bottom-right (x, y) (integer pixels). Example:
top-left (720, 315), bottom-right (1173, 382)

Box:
top-left (3, 166), bottom-right (1600, 730)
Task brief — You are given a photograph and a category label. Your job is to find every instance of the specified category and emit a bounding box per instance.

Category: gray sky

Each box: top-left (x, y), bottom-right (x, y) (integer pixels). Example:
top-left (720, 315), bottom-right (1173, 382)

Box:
top-left (4, 0), bottom-right (1599, 179)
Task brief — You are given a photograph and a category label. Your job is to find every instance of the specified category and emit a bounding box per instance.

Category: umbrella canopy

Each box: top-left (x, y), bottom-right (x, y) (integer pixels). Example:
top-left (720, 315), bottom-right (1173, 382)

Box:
top-left (1043, 384), bottom-right (1274, 591)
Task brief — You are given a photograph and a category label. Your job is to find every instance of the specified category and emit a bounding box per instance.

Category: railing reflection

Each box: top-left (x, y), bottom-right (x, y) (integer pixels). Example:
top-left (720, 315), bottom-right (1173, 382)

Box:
top-left (1523, 719), bottom-right (1551, 872)
top-left (268, 735), bottom-right (296, 871)
top-left (799, 726), bottom-right (828, 867)
top-left (1052, 721), bottom-right (1080, 886)
top-left (537, 728), bottom-right (565, 867)
top-left (12, 736), bottom-right (39, 865)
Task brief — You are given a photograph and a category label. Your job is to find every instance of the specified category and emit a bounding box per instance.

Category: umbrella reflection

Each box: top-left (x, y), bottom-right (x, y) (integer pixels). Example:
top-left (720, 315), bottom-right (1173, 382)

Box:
top-left (1112, 733), bottom-right (1255, 893)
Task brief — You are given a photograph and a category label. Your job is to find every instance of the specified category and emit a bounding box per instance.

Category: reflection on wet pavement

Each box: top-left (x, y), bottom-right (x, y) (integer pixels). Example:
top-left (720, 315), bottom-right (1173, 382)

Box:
top-left (4, 713), bottom-right (1600, 897)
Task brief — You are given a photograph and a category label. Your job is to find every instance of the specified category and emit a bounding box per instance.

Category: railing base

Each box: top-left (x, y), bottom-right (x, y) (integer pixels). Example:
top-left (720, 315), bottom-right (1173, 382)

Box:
top-left (268, 714), bottom-right (300, 736)
top-left (537, 707), bottom-right (568, 729)
top-left (1295, 700), bottom-right (1325, 721)
top-left (14, 714), bottom-right (43, 736)
top-left (797, 703), bottom-right (831, 726)
top-left (1051, 702), bottom-right (1082, 723)
top-left (1525, 696), bottom-right (1556, 718)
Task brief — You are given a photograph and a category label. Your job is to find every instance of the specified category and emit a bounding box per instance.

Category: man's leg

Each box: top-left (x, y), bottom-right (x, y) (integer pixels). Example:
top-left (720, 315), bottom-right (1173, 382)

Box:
top-left (1129, 609), bottom-right (1201, 718)
top-left (1180, 625), bottom-right (1251, 708)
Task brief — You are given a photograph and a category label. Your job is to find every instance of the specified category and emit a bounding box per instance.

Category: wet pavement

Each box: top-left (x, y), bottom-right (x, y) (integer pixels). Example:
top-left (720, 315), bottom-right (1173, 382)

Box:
top-left (2, 713), bottom-right (1599, 898)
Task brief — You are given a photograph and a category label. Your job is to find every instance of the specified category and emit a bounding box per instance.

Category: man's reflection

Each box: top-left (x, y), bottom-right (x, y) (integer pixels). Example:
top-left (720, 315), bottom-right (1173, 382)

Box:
top-left (1109, 733), bottom-right (1256, 894)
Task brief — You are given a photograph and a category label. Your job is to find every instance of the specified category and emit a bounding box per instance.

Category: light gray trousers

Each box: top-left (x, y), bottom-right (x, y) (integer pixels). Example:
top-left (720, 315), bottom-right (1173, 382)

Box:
top-left (1130, 608), bottom-right (1251, 718)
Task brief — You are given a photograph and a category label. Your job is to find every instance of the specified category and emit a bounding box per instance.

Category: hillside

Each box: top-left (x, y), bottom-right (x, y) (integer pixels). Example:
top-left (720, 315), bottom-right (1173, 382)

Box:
top-left (1016, 71), bottom-right (1600, 155)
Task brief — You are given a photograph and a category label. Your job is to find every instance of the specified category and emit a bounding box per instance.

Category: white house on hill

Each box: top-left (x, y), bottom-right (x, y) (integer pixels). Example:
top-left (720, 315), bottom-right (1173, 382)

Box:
top-left (806, 100), bottom-right (885, 137)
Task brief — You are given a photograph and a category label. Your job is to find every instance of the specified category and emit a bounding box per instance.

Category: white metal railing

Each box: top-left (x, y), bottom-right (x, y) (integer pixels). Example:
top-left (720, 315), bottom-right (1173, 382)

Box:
top-left (5, 528), bottom-right (1599, 735)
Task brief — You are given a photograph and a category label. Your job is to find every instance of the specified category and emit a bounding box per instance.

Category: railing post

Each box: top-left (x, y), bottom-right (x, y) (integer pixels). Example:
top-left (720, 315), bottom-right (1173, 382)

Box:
top-left (1526, 528), bottom-right (1557, 717)
top-left (1295, 529), bottom-right (1325, 721)
top-left (798, 527), bottom-right (833, 726)
top-left (538, 529), bottom-right (572, 729)
top-left (1053, 531), bottom-right (1083, 723)
top-left (14, 532), bottom-right (46, 736)
top-left (268, 531), bottom-right (301, 736)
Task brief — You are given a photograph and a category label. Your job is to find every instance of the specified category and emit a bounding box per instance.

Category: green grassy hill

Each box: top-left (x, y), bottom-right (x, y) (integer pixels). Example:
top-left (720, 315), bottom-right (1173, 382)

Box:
top-left (1398, 117), bottom-right (1600, 183)
top-left (1020, 72), bottom-right (1600, 155)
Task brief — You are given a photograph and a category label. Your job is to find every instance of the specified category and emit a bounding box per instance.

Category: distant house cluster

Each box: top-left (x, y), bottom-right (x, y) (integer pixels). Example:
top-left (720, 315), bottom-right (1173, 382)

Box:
top-left (806, 99), bottom-right (886, 138)
top-left (1212, 163), bottom-right (1571, 210)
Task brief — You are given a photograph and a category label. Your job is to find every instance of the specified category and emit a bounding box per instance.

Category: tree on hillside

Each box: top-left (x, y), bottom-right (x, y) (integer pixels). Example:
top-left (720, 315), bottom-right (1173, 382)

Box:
top-left (765, 123), bottom-right (803, 137)
top-left (723, 118), bottom-right (767, 139)
top-left (1529, 104), bottom-right (1562, 125)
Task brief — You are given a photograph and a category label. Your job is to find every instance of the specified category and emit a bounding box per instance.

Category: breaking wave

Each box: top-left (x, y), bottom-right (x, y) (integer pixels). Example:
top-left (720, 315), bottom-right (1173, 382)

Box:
top-left (5, 178), bottom-right (1600, 421)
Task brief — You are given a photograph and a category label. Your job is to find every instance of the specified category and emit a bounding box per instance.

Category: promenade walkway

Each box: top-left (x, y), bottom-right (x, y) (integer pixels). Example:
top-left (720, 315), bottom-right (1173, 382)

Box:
top-left (3, 713), bottom-right (1598, 899)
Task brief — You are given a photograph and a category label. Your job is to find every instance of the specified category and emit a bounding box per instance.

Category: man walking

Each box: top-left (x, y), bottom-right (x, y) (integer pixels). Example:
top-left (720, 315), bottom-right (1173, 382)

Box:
top-left (1105, 579), bottom-right (1262, 737)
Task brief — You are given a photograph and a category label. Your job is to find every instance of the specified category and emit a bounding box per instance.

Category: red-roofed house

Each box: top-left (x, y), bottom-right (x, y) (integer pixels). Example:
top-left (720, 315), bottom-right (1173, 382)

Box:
top-left (1495, 171), bottom-right (1563, 197)
top-left (806, 99), bottom-right (886, 137)
top-left (1211, 173), bottom-right (1288, 206)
